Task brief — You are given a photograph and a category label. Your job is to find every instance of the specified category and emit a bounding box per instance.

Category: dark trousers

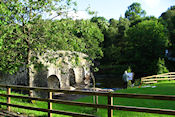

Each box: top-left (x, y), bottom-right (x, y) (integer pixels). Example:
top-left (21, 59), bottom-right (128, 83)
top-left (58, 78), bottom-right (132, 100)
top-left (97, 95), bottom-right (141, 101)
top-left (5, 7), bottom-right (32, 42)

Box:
top-left (123, 82), bottom-right (128, 89)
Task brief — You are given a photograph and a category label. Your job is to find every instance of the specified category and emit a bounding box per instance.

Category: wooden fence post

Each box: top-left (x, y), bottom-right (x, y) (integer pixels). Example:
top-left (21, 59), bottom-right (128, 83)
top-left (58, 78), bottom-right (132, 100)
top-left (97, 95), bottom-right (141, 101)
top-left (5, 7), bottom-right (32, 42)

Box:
top-left (7, 86), bottom-right (11, 111)
top-left (93, 89), bottom-right (98, 112)
top-left (108, 93), bottom-right (113, 117)
top-left (48, 91), bottom-right (53, 117)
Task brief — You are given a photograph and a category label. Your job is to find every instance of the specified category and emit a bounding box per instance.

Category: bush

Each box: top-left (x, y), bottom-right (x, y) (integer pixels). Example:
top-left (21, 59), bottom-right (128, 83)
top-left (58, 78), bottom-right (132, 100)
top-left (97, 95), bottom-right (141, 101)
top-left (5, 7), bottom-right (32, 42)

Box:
top-left (157, 58), bottom-right (169, 74)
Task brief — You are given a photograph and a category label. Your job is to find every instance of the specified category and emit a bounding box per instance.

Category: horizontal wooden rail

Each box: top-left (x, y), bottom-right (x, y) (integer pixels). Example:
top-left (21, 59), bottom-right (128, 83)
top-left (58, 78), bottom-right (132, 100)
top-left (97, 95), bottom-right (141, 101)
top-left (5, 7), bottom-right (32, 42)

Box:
top-left (114, 105), bottom-right (175, 115)
top-left (142, 78), bottom-right (175, 81)
top-left (0, 94), bottom-right (175, 116)
top-left (1, 84), bottom-right (175, 117)
top-left (1, 84), bottom-right (175, 101)
top-left (0, 102), bottom-right (95, 117)
top-left (141, 72), bottom-right (175, 84)
top-left (0, 93), bottom-right (108, 109)
top-left (0, 85), bottom-right (175, 101)
top-left (143, 81), bottom-right (158, 84)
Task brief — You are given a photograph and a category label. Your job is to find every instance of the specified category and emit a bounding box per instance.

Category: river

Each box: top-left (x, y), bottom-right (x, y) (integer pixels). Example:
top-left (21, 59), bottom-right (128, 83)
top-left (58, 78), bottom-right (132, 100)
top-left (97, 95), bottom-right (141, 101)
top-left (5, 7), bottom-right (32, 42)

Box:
top-left (94, 74), bottom-right (124, 89)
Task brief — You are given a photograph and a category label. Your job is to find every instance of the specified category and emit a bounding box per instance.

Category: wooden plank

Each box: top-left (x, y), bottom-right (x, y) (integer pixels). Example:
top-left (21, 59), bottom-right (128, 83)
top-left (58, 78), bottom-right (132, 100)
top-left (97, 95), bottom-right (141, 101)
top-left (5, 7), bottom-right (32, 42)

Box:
top-left (141, 76), bottom-right (156, 79)
top-left (7, 87), bottom-right (11, 111)
top-left (1, 89), bottom-right (175, 102)
top-left (48, 92), bottom-right (52, 117)
top-left (141, 73), bottom-right (175, 80)
top-left (143, 82), bottom-right (157, 84)
top-left (142, 78), bottom-right (175, 81)
top-left (1, 101), bottom-right (175, 116)
top-left (108, 94), bottom-right (113, 117)
top-left (0, 84), bottom-right (109, 96)
top-left (113, 105), bottom-right (175, 115)
top-left (1, 84), bottom-right (175, 101)
top-left (156, 75), bottom-right (175, 77)
top-left (0, 93), bottom-right (108, 109)
top-left (110, 93), bottom-right (175, 101)
top-left (0, 102), bottom-right (95, 117)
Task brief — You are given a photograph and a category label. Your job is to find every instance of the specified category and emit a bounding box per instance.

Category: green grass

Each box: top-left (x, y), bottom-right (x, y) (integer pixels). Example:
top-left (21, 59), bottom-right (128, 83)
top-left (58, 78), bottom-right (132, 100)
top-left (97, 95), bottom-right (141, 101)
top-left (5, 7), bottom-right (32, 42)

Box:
top-left (0, 81), bottom-right (175, 117)
top-left (0, 90), bottom-right (95, 117)
top-left (77, 80), bottom-right (175, 117)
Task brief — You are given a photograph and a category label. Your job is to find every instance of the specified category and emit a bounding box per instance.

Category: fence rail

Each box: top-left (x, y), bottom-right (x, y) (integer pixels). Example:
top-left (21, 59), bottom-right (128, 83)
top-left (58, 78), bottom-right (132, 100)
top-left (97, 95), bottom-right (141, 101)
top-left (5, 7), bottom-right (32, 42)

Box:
top-left (0, 84), bottom-right (175, 117)
top-left (141, 72), bottom-right (175, 84)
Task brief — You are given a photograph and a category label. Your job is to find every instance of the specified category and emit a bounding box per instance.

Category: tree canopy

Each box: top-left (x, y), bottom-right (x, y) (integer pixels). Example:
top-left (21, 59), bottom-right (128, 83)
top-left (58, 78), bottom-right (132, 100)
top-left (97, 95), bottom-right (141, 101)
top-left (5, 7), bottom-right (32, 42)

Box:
top-left (1, 1), bottom-right (175, 82)
top-left (126, 20), bottom-right (168, 75)
top-left (0, 0), bottom-right (104, 96)
top-left (125, 2), bottom-right (146, 21)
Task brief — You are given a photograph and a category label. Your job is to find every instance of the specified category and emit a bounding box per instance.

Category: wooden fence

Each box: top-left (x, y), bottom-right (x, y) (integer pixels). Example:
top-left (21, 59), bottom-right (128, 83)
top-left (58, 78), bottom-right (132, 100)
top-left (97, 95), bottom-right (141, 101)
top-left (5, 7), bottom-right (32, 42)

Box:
top-left (141, 72), bottom-right (175, 84)
top-left (0, 84), bottom-right (175, 117)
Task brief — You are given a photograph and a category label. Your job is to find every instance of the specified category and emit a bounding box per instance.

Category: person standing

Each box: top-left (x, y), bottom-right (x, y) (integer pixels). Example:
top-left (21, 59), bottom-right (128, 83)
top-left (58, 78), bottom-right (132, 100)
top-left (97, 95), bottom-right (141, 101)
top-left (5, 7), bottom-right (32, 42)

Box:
top-left (123, 71), bottom-right (129, 88)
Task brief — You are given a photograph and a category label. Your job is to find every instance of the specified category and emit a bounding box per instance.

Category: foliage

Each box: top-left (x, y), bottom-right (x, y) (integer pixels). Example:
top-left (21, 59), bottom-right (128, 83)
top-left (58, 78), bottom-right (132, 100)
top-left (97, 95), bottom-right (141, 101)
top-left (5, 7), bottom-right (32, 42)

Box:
top-left (98, 17), bottom-right (130, 65)
top-left (157, 58), bottom-right (169, 74)
top-left (127, 66), bottom-right (132, 73)
top-left (125, 20), bottom-right (169, 76)
top-left (125, 2), bottom-right (146, 21)
top-left (90, 16), bottom-right (109, 33)
top-left (161, 6), bottom-right (175, 56)
top-left (0, 0), bottom-right (104, 75)
top-left (72, 19), bottom-right (104, 59)
top-left (0, 0), bottom-right (78, 74)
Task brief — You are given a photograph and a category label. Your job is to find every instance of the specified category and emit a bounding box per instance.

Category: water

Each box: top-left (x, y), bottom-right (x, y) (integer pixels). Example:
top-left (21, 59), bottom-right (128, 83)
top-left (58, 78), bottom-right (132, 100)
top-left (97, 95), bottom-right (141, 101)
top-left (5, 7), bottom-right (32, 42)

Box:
top-left (94, 74), bottom-right (124, 88)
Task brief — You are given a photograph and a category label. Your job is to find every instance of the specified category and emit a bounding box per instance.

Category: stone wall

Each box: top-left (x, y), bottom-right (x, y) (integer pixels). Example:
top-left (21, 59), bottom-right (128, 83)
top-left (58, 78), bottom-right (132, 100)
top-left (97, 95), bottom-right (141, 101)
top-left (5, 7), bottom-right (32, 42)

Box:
top-left (0, 50), bottom-right (91, 96)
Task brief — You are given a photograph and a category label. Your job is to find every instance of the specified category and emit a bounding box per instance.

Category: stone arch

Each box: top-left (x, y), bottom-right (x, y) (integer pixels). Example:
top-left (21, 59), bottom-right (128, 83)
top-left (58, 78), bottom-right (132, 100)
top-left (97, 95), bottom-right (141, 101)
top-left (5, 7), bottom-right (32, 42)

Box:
top-left (47, 75), bottom-right (60, 89)
top-left (69, 68), bottom-right (76, 87)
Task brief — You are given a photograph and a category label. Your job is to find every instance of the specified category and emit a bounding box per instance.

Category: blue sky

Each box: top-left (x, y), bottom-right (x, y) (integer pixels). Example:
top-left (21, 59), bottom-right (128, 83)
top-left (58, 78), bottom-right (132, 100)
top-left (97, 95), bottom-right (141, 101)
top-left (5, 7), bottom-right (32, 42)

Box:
top-left (75, 0), bottom-right (175, 20)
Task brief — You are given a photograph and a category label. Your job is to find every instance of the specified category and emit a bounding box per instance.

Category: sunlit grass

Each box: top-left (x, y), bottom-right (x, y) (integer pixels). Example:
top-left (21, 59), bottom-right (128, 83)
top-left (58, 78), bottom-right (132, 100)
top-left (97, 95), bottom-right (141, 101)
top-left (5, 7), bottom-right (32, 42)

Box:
top-left (0, 80), bottom-right (175, 117)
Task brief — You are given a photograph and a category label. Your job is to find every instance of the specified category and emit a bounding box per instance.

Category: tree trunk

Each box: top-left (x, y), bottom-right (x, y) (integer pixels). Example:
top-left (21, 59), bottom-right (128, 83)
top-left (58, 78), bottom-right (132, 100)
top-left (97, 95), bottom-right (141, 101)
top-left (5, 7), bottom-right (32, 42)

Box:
top-left (27, 48), bottom-right (34, 97)
top-left (90, 72), bottom-right (96, 89)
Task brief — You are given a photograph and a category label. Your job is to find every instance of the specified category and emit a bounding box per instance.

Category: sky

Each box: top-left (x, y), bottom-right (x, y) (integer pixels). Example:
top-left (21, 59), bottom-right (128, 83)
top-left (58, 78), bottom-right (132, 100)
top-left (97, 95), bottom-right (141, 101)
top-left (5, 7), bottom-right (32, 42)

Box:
top-left (73, 0), bottom-right (175, 20)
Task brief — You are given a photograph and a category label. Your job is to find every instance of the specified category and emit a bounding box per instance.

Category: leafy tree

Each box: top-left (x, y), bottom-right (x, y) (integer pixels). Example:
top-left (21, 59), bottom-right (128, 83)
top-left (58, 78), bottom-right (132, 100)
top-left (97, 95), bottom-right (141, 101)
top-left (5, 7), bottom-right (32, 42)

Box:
top-left (102, 17), bottom-right (130, 65)
top-left (125, 2), bottom-right (146, 21)
top-left (72, 20), bottom-right (104, 59)
top-left (0, 0), bottom-right (104, 96)
top-left (0, 0), bottom-right (76, 96)
top-left (125, 20), bottom-right (169, 77)
top-left (157, 58), bottom-right (169, 74)
top-left (90, 16), bottom-right (109, 33)
top-left (161, 6), bottom-right (175, 56)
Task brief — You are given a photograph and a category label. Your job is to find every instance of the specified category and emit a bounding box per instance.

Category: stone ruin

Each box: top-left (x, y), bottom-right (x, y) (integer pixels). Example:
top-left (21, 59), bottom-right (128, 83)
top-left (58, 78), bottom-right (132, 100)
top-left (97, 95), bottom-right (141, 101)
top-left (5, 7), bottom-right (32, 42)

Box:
top-left (0, 50), bottom-right (92, 97)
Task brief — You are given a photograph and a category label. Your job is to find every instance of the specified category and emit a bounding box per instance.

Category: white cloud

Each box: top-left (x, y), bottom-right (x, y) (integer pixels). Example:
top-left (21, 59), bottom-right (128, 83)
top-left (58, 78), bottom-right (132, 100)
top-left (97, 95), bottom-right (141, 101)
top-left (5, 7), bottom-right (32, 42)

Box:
top-left (67, 11), bottom-right (90, 20)
top-left (43, 11), bottom-right (90, 20)
top-left (144, 0), bottom-right (160, 8)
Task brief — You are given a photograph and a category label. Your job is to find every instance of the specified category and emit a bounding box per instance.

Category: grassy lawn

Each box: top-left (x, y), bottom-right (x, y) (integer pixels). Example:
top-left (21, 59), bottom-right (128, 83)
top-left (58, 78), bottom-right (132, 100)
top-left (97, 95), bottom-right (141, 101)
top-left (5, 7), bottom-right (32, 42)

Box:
top-left (0, 81), bottom-right (175, 117)
top-left (78, 80), bottom-right (175, 117)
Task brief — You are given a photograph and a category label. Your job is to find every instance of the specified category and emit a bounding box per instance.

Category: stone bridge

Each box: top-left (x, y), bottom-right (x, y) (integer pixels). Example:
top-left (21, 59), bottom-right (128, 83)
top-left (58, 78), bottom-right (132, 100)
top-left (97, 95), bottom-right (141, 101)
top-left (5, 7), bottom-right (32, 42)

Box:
top-left (0, 50), bottom-right (92, 97)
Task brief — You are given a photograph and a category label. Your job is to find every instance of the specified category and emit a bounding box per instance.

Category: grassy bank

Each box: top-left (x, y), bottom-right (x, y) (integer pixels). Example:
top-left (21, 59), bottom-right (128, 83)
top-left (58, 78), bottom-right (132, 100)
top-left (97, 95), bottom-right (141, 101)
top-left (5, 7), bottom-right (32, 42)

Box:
top-left (0, 81), bottom-right (175, 117)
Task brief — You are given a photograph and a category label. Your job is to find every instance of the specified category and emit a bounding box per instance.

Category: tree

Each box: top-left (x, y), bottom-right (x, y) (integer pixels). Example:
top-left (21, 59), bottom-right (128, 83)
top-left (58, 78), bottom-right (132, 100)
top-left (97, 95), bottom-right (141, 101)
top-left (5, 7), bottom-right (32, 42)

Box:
top-left (90, 16), bottom-right (109, 33)
top-left (102, 17), bottom-right (130, 65)
top-left (157, 58), bottom-right (169, 74)
top-left (125, 20), bottom-right (169, 77)
top-left (0, 0), bottom-right (90, 96)
top-left (160, 6), bottom-right (175, 56)
top-left (125, 2), bottom-right (146, 21)
top-left (72, 19), bottom-right (104, 59)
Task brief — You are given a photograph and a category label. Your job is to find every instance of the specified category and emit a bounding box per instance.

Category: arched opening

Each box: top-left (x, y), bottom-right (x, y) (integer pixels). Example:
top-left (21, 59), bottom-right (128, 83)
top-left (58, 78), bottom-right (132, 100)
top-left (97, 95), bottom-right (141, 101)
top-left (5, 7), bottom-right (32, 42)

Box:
top-left (47, 75), bottom-right (60, 89)
top-left (69, 69), bottom-right (76, 86)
